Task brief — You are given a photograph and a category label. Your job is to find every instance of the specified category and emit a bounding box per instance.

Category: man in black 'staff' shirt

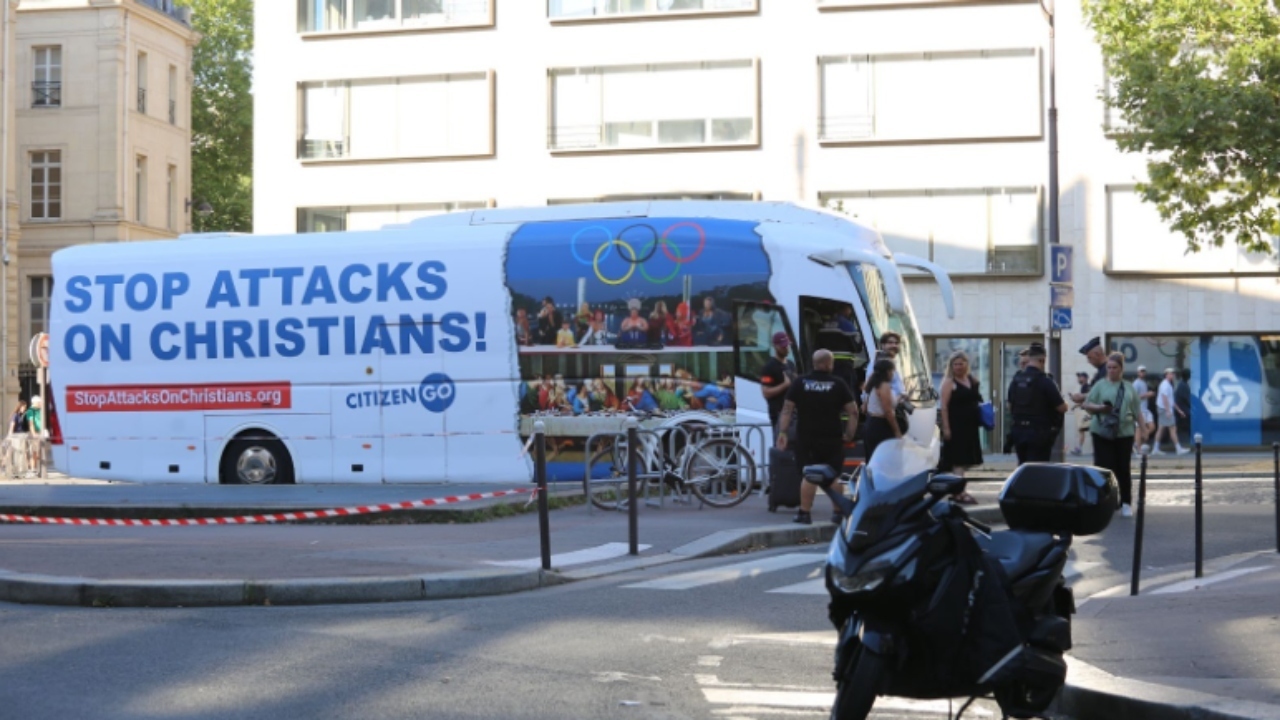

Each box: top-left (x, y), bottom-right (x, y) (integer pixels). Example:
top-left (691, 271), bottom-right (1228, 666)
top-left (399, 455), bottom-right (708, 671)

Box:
top-left (776, 349), bottom-right (859, 525)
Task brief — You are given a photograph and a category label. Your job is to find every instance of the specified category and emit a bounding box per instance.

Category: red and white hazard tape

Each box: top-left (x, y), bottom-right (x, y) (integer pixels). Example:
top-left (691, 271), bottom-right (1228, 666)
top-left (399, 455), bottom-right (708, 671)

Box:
top-left (0, 487), bottom-right (537, 527)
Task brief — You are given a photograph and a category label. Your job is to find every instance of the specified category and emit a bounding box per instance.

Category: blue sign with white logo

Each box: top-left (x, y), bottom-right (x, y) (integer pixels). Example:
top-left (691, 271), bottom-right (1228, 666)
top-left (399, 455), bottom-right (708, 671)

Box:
top-left (1051, 246), bottom-right (1073, 285)
top-left (1051, 308), bottom-right (1072, 330)
top-left (418, 373), bottom-right (456, 413)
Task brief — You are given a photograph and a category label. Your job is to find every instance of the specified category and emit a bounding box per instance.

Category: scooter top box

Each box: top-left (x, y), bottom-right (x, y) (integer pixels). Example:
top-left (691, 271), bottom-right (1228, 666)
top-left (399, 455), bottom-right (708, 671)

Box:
top-left (998, 463), bottom-right (1119, 536)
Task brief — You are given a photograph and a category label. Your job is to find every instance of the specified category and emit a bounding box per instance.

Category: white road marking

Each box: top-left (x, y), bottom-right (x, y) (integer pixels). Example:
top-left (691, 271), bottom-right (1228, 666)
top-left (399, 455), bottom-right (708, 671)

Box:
top-left (623, 553), bottom-right (825, 590)
top-left (698, 656), bottom-right (724, 667)
top-left (1063, 560), bottom-right (1101, 582)
top-left (488, 542), bottom-right (651, 569)
top-left (594, 671), bottom-right (662, 684)
top-left (639, 634), bottom-right (687, 644)
top-left (1150, 566), bottom-right (1267, 595)
top-left (709, 632), bottom-right (836, 649)
top-left (767, 578), bottom-right (827, 595)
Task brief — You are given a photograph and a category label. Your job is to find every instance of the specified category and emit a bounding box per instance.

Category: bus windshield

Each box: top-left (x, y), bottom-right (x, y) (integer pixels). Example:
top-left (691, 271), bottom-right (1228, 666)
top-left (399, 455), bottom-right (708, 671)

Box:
top-left (847, 263), bottom-right (934, 405)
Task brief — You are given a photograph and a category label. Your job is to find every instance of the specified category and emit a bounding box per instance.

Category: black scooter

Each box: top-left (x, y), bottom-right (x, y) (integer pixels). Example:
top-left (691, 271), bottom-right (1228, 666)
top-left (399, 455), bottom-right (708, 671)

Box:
top-left (806, 445), bottom-right (1118, 720)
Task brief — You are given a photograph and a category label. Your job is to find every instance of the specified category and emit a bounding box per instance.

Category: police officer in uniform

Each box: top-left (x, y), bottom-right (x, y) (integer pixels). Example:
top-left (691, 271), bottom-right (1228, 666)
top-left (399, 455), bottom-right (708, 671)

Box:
top-left (1006, 342), bottom-right (1068, 465)
top-left (1071, 336), bottom-right (1107, 405)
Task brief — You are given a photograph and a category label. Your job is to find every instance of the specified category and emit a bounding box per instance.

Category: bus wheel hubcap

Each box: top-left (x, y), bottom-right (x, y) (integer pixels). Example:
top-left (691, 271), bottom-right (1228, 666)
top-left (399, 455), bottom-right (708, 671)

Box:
top-left (236, 446), bottom-right (277, 484)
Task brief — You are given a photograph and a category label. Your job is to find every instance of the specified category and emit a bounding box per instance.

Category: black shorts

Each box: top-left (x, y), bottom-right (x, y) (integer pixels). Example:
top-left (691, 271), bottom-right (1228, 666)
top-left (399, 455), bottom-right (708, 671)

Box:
top-left (797, 439), bottom-right (845, 477)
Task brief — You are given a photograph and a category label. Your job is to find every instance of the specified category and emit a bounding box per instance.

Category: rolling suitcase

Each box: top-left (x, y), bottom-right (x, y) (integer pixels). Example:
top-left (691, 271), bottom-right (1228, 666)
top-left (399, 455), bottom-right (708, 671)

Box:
top-left (767, 447), bottom-right (802, 512)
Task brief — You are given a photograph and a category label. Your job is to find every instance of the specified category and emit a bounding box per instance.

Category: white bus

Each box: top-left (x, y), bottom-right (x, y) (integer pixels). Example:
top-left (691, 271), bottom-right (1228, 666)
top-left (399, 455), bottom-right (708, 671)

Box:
top-left (48, 202), bottom-right (954, 484)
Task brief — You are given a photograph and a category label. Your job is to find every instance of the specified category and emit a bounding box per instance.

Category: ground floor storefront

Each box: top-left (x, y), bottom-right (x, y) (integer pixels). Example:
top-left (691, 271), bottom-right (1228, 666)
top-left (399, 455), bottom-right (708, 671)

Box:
top-left (925, 333), bottom-right (1280, 451)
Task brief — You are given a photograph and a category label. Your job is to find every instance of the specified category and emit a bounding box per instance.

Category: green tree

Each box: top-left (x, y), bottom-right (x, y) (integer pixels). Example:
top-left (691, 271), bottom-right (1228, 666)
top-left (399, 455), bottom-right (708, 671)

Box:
top-left (1084, 0), bottom-right (1280, 256)
top-left (179, 0), bottom-right (253, 233)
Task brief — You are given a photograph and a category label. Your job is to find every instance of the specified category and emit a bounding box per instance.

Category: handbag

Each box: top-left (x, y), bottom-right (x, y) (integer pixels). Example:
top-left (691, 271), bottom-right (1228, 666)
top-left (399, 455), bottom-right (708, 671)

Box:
top-left (978, 401), bottom-right (995, 430)
top-left (1096, 383), bottom-right (1125, 440)
top-left (894, 399), bottom-right (913, 435)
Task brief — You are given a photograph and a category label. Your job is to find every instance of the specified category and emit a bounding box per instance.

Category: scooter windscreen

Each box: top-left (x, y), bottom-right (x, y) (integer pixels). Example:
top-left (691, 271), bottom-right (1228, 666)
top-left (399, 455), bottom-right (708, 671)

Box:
top-left (842, 439), bottom-right (937, 551)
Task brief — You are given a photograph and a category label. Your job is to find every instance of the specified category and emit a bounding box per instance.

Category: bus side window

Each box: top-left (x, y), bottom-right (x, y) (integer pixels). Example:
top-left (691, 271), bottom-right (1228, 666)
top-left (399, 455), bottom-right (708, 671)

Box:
top-left (734, 303), bottom-right (795, 382)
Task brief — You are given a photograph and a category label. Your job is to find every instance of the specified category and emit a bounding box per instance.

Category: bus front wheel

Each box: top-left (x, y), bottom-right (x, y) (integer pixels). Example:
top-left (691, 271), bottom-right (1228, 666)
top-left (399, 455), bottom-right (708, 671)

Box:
top-left (220, 433), bottom-right (295, 485)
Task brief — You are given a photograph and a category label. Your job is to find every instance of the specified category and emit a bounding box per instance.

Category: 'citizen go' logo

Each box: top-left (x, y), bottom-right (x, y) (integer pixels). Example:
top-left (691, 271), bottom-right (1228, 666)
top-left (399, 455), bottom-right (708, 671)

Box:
top-left (418, 373), bottom-right (456, 413)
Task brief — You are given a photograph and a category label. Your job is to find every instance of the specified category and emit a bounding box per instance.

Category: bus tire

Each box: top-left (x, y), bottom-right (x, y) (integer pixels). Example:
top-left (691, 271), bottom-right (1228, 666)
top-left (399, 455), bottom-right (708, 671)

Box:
top-left (220, 432), bottom-right (295, 485)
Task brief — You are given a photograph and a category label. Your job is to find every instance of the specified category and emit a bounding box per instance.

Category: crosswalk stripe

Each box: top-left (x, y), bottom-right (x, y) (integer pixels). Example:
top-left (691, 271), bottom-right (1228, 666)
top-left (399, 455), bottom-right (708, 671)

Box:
top-left (1150, 566), bottom-right (1266, 595)
top-left (623, 552), bottom-right (825, 591)
top-left (767, 578), bottom-right (827, 595)
top-left (488, 542), bottom-right (652, 569)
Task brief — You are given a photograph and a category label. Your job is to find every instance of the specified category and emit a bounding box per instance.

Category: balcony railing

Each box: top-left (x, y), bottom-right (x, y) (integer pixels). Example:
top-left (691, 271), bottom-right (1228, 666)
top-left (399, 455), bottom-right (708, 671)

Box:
top-left (137, 87), bottom-right (147, 114)
top-left (299, 138), bottom-right (348, 160)
top-left (32, 81), bottom-right (61, 108)
top-left (136, 0), bottom-right (192, 26)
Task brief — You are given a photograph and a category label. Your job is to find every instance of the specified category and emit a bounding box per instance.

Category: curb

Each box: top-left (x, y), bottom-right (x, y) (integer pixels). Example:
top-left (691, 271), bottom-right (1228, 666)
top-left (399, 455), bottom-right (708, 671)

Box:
top-left (1057, 658), bottom-right (1280, 720)
top-left (0, 503), bottom-right (1010, 608)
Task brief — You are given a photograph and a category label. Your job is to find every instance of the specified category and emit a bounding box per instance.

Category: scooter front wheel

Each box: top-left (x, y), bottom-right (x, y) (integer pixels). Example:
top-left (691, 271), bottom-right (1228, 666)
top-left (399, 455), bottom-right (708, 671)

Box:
top-left (830, 646), bottom-right (886, 720)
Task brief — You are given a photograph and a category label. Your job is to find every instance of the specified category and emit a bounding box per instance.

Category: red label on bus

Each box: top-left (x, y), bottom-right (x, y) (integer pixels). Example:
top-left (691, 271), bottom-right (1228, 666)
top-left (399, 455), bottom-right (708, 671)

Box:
top-left (65, 382), bottom-right (292, 412)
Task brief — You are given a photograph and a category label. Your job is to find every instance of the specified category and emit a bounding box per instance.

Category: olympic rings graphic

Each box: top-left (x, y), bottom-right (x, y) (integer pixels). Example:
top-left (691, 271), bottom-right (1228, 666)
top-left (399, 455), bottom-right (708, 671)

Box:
top-left (571, 221), bottom-right (708, 285)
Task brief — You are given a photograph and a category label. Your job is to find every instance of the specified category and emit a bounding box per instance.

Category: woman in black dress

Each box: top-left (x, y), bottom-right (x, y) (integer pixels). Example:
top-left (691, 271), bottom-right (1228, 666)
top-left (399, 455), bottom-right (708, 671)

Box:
top-left (938, 351), bottom-right (983, 504)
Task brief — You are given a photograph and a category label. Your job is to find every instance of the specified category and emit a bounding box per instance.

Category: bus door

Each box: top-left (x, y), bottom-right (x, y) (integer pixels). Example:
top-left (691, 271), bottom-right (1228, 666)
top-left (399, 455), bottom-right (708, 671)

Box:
top-left (798, 296), bottom-right (870, 466)
top-left (798, 296), bottom-right (869, 398)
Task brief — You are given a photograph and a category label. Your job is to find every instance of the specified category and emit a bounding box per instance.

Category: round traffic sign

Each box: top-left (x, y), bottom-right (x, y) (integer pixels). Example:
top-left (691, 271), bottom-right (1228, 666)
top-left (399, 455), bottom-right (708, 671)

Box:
top-left (29, 333), bottom-right (49, 368)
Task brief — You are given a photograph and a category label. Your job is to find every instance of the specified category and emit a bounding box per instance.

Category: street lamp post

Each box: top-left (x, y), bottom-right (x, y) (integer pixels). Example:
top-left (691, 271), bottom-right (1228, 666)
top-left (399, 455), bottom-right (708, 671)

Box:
top-left (1042, 0), bottom-right (1063, 461)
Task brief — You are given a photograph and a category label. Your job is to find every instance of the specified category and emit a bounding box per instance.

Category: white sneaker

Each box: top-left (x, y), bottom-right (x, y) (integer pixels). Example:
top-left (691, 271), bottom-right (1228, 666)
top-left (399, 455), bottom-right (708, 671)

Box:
top-left (1176, 447), bottom-right (1191, 455)
top-left (1121, 504), bottom-right (1133, 518)
top-left (1151, 449), bottom-right (1166, 456)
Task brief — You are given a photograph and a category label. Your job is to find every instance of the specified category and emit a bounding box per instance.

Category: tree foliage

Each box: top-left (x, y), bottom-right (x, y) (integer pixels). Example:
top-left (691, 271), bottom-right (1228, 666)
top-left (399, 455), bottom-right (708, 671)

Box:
top-left (178, 0), bottom-right (253, 233)
top-left (1084, 0), bottom-right (1280, 256)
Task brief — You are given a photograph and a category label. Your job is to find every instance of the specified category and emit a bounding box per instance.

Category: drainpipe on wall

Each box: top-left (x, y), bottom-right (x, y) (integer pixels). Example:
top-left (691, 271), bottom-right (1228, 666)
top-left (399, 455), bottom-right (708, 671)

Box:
top-left (122, 9), bottom-right (130, 242)
top-left (2, 0), bottom-right (11, 406)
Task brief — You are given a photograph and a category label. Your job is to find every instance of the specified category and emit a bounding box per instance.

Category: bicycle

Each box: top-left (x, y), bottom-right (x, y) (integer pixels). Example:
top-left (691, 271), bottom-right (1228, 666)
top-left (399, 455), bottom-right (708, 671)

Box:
top-left (583, 414), bottom-right (757, 511)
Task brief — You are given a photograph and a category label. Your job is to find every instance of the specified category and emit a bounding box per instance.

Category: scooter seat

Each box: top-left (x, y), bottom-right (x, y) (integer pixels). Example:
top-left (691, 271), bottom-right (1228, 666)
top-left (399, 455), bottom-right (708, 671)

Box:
top-left (977, 530), bottom-right (1055, 580)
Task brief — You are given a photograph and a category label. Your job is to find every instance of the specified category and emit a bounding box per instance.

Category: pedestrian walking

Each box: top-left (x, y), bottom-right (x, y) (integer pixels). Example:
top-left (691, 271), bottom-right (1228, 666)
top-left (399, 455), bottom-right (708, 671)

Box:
top-left (1006, 343), bottom-right (1067, 465)
top-left (775, 349), bottom-right (859, 526)
top-left (1082, 352), bottom-right (1146, 518)
top-left (937, 351), bottom-right (981, 504)
top-left (861, 358), bottom-right (902, 465)
top-left (1152, 367), bottom-right (1190, 455)
top-left (1070, 371), bottom-right (1092, 455)
top-left (1133, 366), bottom-right (1155, 445)
top-left (1175, 368), bottom-right (1193, 446)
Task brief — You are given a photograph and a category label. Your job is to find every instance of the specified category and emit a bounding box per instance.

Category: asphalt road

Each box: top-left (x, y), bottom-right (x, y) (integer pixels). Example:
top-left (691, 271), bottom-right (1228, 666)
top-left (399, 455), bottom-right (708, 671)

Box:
top-left (0, 476), bottom-right (1273, 720)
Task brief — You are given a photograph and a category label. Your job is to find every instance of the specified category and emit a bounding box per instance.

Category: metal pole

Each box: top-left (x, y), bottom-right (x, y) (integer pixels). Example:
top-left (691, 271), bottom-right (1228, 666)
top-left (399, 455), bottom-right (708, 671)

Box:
top-left (534, 421), bottom-right (551, 572)
top-left (1042, 0), bottom-right (1063, 462)
top-left (1130, 444), bottom-right (1149, 596)
top-left (1194, 433), bottom-right (1203, 579)
top-left (626, 417), bottom-right (639, 556)
top-left (1273, 442), bottom-right (1279, 555)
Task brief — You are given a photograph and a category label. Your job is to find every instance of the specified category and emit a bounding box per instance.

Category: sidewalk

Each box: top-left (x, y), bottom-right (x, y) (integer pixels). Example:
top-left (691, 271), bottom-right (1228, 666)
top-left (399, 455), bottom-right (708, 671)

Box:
top-left (0, 454), bottom-right (1277, 720)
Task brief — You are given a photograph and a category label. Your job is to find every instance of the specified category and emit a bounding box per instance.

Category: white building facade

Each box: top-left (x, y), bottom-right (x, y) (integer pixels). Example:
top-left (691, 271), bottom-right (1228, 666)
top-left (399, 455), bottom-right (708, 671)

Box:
top-left (254, 0), bottom-right (1280, 449)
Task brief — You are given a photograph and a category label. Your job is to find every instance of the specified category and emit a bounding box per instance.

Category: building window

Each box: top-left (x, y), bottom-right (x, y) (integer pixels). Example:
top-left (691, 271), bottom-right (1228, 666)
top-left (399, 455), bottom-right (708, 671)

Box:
top-left (28, 276), bottom-right (53, 340)
top-left (166, 165), bottom-right (177, 231)
top-left (549, 0), bottom-right (756, 22)
top-left (29, 151), bottom-right (61, 220)
top-left (33, 46), bottom-right (61, 108)
top-left (549, 60), bottom-right (758, 152)
top-left (297, 0), bottom-right (492, 33)
top-left (135, 156), bottom-right (148, 224)
top-left (818, 0), bottom-right (991, 7)
top-left (299, 72), bottom-right (493, 161)
top-left (818, 49), bottom-right (1041, 144)
top-left (168, 64), bottom-right (178, 124)
top-left (1106, 186), bottom-right (1279, 275)
top-left (137, 51), bottom-right (148, 114)
top-left (822, 187), bottom-right (1043, 276)
top-left (548, 191), bottom-right (758, 205)
top-left (298, 201), bottom-right (487, 232)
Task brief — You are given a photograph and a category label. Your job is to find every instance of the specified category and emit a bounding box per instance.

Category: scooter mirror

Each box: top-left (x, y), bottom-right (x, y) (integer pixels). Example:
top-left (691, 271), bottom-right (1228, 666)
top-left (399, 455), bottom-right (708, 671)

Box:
top-left (927, 473), bottom-right (966, 498)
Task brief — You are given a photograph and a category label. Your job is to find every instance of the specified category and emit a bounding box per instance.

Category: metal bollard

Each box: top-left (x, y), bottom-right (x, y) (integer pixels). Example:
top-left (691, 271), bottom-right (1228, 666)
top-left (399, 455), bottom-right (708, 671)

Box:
top-left (1273, 442), bottom-right (1279, 555)
top-left (1194, 434), bottom-right (1203, 579)
top-left (1131, 445), bottom-right (1150, 596)
top-left (534, 421), bottom-right (552, 572)
top-left (626, 418), bottom-right (639, 556)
